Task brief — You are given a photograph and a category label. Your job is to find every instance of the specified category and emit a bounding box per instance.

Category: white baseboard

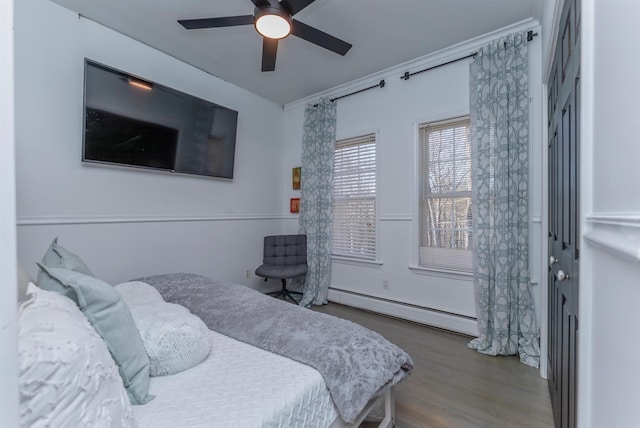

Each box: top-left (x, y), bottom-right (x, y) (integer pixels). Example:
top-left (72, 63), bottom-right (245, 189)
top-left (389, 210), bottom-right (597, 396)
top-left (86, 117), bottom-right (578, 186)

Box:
top-left (327, 288), bottom-right (479, 337)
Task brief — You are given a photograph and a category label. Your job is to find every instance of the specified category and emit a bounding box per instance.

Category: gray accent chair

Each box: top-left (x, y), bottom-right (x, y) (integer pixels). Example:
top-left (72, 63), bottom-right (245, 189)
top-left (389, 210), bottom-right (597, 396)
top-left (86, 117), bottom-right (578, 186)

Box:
top-left (255, 234), bottom-right (307, 304)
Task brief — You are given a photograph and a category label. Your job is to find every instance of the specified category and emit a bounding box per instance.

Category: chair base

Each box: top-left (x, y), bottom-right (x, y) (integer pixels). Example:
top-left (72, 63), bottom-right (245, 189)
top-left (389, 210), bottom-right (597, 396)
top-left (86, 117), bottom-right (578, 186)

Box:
top-left (266, 278), bottom-right (302, 304)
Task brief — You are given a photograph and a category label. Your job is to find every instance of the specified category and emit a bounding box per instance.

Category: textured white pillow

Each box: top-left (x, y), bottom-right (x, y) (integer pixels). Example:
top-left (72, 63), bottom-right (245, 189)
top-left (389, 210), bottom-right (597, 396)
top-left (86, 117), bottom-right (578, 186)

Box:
top-left (18, 283), bottom-right (137, 428)
top-left (116, 282), bottom-right (211, 377)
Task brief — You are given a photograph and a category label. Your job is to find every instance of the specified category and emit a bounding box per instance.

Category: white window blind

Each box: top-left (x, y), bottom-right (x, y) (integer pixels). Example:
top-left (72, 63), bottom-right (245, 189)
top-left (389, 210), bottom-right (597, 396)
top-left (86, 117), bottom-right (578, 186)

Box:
top-left (332, 134), bottom-right (377, 260)
top-left (419, 117), bottom-right (473, 272)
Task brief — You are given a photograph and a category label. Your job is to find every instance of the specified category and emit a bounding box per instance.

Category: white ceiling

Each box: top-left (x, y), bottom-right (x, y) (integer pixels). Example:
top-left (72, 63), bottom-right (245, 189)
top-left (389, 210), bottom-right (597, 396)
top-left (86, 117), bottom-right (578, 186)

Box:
top-left (50, 0), bottom-right (540, 106)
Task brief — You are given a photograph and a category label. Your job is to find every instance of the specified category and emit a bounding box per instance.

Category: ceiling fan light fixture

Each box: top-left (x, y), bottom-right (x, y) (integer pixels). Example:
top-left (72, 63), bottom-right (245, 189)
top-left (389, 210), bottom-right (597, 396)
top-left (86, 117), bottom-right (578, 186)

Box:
top-left (254, 7), bottom-right (292, 39)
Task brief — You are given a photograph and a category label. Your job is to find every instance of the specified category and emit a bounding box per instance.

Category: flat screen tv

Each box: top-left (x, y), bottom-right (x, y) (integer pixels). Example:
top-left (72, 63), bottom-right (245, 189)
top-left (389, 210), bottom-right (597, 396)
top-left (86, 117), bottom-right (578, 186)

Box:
top-left (83, 60), bottom-right (238, 179)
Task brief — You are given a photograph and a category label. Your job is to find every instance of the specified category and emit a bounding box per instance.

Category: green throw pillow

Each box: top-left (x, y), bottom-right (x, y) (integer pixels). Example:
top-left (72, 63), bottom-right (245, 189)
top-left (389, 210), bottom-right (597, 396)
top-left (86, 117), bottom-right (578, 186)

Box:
top-left (36, 238), bottom-right (94, 302)
top-left (36, 264), bottom-right (153, 405)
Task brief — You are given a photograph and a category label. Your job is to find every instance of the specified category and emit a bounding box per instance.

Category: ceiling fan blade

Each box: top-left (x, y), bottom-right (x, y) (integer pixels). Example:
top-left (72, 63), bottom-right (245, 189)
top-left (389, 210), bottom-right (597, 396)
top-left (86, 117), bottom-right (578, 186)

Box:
top-left (251, 0), bottom-right (272, 7)
top-left (262, 38), bottom-right (279, 72)
top-left (279, 0), bottom-right (316, 16)
top-left (178, 15), bottom-right (254, 30)
top-left (291, 20), bottom-right (352, 56)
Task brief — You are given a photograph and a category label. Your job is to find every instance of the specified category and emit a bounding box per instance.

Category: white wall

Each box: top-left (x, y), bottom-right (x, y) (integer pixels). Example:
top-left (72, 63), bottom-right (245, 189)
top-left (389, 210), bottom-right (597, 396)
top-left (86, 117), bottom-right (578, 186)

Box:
top-left (0, 0), bottom-right (19, 424)
top-left (283, 20), bottom-right (544, 336)
top-left (14, 0), bottom-right (289, 290)
top-left (580, 1), bottom-right (640, 426)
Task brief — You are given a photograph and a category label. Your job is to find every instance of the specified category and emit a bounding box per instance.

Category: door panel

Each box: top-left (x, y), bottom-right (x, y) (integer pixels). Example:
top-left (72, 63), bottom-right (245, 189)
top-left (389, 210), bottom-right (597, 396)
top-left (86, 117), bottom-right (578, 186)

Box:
top-left (548, 1), bottom-right (580, 427)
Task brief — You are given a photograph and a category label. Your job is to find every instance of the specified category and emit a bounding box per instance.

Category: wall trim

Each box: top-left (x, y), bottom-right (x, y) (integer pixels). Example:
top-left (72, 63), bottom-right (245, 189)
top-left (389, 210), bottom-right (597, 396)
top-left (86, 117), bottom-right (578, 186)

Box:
top-left (328, 288), bottom-right (479, 336)
top-left (584, 214), bottom-right (640, 264)
top-left (17, 214), bottom-right (286, 226)
top-left (587, 214), bottom-right (640, 228)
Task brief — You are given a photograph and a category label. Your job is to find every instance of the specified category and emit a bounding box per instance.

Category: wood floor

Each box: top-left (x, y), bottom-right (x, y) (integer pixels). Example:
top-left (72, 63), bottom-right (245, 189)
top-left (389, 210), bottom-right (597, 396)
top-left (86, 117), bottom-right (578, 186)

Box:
top-left (313, 303), bottom-right (554, 428)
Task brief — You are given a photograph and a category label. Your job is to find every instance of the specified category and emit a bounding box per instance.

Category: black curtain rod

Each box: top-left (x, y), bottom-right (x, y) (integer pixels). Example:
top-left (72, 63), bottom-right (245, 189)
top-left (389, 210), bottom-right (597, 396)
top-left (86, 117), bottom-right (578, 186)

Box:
top-left (312, 30), bottom-right (539, 103)
top-left (401, 53), bottom-right (476, 81)
top-left (314, 79), bottom-right (385, 107)
top-left (401, 30), bottom-right (538, 81)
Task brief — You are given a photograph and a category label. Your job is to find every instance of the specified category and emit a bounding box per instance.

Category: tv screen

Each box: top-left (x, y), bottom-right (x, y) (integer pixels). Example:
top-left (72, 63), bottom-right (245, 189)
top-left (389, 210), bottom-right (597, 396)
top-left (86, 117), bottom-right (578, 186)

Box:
top-left (83, 60), bottom-right (238, 179)
top-left (85, 108), bottom-right (178, 170)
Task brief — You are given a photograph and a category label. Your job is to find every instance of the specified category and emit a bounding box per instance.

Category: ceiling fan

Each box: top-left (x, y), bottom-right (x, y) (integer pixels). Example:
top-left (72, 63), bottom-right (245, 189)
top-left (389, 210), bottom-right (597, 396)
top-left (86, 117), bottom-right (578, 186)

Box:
top-left (178, 0), bottom-right (352, 72)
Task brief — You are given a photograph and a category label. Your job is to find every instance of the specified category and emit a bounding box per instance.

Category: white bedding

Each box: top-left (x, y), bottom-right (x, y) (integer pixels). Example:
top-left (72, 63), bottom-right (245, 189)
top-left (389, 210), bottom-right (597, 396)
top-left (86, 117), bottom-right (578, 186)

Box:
top-left (133, 330), bottom-right (340, 428)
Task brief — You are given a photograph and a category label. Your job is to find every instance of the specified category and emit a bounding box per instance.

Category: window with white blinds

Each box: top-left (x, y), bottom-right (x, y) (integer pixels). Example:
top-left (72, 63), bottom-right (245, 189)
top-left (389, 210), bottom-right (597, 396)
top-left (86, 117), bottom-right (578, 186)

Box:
top-left (332, 133), bottom-right (377, 260)
top-left (419, 117), bottom-right (473, 272)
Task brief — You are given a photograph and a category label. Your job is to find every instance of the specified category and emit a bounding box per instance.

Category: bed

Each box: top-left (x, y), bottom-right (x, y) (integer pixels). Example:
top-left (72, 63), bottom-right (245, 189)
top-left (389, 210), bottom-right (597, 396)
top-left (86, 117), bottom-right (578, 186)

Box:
top-left (17, 238), bottom-right (413, 428)
top-left (132, 273), bottom-right (412, 427)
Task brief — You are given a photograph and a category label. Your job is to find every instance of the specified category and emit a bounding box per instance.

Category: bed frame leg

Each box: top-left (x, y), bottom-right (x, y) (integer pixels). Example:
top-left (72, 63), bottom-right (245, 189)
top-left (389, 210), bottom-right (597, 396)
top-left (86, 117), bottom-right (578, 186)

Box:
top-left (378, 387), bottom-right (395, 428)
top-left (347, 386), bottom-right (396, 428)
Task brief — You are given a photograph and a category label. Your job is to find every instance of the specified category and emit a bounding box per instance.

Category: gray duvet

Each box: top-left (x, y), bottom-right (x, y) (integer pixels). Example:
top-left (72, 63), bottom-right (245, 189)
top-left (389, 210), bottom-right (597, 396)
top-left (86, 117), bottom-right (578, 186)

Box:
top-left (134, 273), bottom-right (413, 423)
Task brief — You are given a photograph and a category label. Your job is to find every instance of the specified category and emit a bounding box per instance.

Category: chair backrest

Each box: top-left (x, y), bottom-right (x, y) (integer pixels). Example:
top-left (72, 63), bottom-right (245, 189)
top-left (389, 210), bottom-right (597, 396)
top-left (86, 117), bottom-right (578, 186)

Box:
top-left (263, 235), bottom-right (307, 267)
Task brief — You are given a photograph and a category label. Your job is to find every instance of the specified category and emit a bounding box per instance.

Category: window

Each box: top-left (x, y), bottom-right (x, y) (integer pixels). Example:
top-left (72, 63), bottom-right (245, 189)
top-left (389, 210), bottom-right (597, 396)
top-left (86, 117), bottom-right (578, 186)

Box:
top-left (332, 133), bottom-right (377, 260)
top-left (418, 117), bottom-right (473, 272)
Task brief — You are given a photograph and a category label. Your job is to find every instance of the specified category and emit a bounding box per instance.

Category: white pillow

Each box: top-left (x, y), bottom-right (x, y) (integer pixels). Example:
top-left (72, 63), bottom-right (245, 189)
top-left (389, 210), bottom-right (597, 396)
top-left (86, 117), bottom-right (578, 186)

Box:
top-left (18, 283), bottom-right (137, 428)
top-left (116, 282), bottom-right (211, 377)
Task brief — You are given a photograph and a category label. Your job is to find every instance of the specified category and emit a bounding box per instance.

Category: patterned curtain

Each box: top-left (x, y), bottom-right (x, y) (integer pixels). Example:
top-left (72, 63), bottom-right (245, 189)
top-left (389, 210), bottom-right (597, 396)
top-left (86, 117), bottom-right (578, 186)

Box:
top-left (467, 32), bottom-right (540, 368)
top-left (295, 98), bottom-right (337, 307)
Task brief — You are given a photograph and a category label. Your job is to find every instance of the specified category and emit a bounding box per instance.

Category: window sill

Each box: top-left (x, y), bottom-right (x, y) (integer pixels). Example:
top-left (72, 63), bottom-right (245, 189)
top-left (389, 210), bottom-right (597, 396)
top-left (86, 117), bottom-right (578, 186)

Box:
top-left (332, 256), bottom-right (383, 268)
top-left (408, 265), bottom-right (474, 280)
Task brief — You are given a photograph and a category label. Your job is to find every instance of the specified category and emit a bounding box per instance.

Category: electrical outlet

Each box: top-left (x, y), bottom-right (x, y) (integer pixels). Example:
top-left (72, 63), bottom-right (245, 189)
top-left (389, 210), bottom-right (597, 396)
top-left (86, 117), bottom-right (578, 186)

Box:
top-left (382, 278), bottom-right (390, 289)
top-left (245, 269), bottom-right (252, 279)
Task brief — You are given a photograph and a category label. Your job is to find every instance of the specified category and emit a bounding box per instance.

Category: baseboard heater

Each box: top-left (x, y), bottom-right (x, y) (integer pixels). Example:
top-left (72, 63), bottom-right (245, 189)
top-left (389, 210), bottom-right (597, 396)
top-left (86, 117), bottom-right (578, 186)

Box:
top-left (327, 288), bottom-right (479, 337)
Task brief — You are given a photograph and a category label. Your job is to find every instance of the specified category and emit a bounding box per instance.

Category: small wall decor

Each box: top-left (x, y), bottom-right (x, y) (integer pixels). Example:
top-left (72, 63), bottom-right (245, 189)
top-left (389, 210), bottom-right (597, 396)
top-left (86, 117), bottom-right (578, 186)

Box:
top-left (290, 198), bottom-right (300, 213)
top-left (292, 167), bottom-right (301, 190)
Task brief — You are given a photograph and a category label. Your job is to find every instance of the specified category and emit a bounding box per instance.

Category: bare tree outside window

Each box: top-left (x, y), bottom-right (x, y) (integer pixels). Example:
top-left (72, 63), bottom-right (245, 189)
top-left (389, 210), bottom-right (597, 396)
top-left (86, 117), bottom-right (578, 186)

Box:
top-left (419, 117), bottom-right (473, 272)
